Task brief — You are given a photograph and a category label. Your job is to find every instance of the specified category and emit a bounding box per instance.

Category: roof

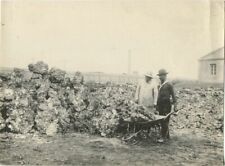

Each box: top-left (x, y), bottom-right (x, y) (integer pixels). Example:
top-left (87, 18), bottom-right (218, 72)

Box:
top-left (199, 47), bottom-right (224, 61)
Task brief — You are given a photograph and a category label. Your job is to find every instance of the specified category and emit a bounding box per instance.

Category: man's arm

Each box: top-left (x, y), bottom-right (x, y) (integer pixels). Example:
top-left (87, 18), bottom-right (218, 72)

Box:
top-left (168, 83), bottom-right (176, 104)
top-left (169, 83), bottom-right (177, 111)
top-left (135, 84), bottom-right (141, 103)
top-left (153, 85), bottom-right (158, 106)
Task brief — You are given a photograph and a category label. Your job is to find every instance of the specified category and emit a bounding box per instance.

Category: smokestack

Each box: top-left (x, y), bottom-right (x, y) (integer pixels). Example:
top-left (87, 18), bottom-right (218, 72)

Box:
top-left (209, 0), bottom-right (224, 50)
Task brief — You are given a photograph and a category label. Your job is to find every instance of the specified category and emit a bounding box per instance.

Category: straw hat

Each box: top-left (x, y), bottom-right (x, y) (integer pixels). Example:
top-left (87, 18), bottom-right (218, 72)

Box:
top-left (144, 72), bottom-right (153, 78)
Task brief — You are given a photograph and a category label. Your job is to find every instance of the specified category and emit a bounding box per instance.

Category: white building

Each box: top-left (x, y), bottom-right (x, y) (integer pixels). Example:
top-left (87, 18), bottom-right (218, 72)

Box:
top-left (198, 47), bottom-right (224, 83)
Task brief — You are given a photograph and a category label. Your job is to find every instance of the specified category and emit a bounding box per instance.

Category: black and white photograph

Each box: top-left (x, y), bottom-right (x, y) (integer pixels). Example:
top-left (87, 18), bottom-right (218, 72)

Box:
top-left (0, 0), bottom-right (224, 165)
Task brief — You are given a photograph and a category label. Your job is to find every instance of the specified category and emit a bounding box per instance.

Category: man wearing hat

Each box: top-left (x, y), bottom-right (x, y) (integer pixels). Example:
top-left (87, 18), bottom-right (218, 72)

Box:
top-left (135, 72), bottom-right (158, 112)
top-left (157, 69), bottom-right (177, 143)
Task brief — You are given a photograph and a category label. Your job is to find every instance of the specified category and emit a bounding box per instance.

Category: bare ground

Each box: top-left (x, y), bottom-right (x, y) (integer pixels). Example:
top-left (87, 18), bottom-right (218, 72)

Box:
top-left (0, 129), bottom-right (223, 166)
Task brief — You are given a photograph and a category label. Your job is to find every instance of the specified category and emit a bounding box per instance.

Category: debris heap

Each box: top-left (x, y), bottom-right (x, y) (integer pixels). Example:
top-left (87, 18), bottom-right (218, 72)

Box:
top-left (0, 61), bottom-right (223, 137)
top-left (0, 62), bottom-right (155, 136)
top-left (171, 87), bottom-right (224, 133)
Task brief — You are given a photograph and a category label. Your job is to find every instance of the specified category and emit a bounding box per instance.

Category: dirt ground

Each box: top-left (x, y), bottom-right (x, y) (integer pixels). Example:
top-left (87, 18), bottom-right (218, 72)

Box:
top-left (0, 129), bottom-right (223, 166)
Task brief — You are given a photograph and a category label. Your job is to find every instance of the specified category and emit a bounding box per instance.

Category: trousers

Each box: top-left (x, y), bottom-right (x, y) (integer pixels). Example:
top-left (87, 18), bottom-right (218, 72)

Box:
top-left (157, 100), bottom-right (172, 139)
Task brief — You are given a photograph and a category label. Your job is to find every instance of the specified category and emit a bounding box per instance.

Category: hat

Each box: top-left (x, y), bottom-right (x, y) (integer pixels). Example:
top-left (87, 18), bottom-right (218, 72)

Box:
top-left (157, 69), bottom-right (168, 76)
top-left (144, 72), bottom-right (153, 78)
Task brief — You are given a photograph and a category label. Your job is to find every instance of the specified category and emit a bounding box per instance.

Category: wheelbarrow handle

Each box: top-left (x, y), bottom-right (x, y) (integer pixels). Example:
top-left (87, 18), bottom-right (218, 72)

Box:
top-left (164, 111), bottom-right (174, 119)
top-left (163, 106), bottom-right (183, 120)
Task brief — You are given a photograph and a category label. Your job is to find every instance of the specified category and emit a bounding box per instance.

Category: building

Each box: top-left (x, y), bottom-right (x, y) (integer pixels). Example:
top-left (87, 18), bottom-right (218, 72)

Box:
top-left (198, 47), bottom-right (224, 83)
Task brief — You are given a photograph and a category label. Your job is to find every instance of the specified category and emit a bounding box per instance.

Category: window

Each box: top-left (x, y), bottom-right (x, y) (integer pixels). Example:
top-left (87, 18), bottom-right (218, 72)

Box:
top-left (210, 64), bottom-right (216, 75)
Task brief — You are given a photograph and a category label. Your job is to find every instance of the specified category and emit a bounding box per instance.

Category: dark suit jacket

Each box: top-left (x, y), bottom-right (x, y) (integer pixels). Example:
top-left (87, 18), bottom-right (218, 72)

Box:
top-left (157, 82), bottom-right (176, 105)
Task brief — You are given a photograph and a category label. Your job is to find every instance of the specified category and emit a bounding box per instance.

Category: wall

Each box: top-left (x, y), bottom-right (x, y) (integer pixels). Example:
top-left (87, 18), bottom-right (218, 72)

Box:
top-left (83, 73), bottom-right (141, 84)
top-left (198, 59), bottom-right (224, 83)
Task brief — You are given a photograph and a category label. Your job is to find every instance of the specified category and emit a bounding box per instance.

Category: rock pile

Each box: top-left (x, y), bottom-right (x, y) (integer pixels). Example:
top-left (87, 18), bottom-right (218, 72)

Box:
top-left (0, 61), bottom-right (79, 134)
top-left (171, 87), bottom-right (224, 133)
top-left (0, 62), bottom-right (155, 136)
top-left (0, 62), bottom-right (223, 137)
top-left (28, 61), bottom-right (49, 75)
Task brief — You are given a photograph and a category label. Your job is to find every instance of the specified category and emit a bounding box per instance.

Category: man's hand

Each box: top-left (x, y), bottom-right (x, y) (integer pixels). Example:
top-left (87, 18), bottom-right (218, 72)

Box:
top-left (154, 111), bottom-right (159, 115)
top-left (135, 99), bottom-right (139, 104)
top-left (154, 104), bottom-right (158, 110)
top-left (154, 105), bottom-right (159, 115)
top-left (173, 104), bottom-right (178, 112)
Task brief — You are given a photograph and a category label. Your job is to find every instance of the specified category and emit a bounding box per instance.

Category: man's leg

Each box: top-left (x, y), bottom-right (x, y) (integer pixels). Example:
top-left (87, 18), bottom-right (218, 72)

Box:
top-left (166, 118), bottom-right (170, 139)
top-left (158, 110), bottom-right (166, 142)
top-left (158, 102), bottom-right (171, 142)
top-left (167, 130), bottom-right (170, 139)
top-left (161, 116), bottom-right (170, 139)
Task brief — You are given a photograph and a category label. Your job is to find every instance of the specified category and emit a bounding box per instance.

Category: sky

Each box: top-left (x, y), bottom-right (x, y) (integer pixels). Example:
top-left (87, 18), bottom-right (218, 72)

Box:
top-left (0, 0), bottom-right (224, 79)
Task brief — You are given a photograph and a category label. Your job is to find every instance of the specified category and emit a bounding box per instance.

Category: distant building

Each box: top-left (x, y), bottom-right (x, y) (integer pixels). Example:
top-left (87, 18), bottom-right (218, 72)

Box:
top-left (198, 47), bottom-right (224, 83)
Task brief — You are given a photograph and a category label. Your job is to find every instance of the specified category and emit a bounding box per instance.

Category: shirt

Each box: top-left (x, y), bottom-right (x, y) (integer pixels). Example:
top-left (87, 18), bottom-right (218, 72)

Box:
top-left (135, 79), bottom-right (158, 107)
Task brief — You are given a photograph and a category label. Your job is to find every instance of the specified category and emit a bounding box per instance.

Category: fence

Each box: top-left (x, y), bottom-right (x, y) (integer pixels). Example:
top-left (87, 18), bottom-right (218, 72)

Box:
top-left (83, 73), bottom-right (141, 84)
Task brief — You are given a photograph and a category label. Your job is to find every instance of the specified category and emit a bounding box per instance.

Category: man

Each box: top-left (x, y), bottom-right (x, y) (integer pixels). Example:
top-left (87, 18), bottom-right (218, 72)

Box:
top-left (135, 72), bottom-right (158, 112)
top-left (156, 69), bottom-right (177, 143)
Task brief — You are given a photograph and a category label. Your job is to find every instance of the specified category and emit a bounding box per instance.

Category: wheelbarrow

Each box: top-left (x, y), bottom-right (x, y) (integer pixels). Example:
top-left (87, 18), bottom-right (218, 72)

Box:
top-left (121, 106), bottom-right (183, 141)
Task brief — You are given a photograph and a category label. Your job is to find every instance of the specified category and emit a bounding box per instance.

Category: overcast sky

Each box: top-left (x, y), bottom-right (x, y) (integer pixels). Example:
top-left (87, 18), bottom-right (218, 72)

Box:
top-left (0, 0), bottom-right (224, 79)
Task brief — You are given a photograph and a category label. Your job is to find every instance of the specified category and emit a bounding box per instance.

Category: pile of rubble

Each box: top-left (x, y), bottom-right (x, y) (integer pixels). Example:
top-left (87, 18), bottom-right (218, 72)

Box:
top-left (171, 87), bottom-right (224, 133)
top-left (0, 62), bottom-right (155, 136)
top-left (0, 61), bottom-right (223, 137)
top-left (0, 62), bottom-right (83, 135)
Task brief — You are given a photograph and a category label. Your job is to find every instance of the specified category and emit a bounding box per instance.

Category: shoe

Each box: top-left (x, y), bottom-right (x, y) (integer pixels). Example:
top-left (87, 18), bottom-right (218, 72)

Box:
top-left (157, 138), bottom-right (164, 143)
